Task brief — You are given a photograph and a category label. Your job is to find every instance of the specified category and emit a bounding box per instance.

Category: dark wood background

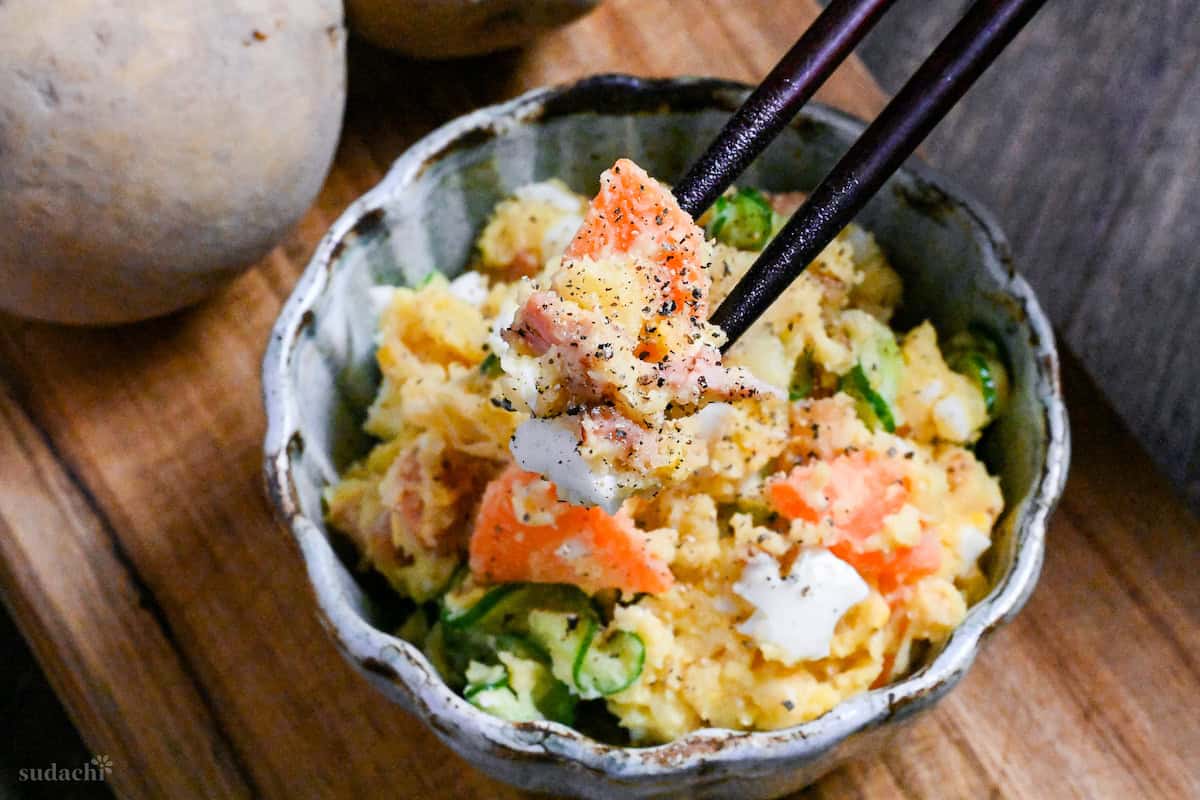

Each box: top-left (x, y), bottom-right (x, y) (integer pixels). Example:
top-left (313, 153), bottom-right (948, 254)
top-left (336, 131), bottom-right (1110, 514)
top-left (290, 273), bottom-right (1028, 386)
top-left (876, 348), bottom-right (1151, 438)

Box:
top-left (1, 1), bottom-right (1197, 798)
top-left (844, 0), bottom-right (1200, 508)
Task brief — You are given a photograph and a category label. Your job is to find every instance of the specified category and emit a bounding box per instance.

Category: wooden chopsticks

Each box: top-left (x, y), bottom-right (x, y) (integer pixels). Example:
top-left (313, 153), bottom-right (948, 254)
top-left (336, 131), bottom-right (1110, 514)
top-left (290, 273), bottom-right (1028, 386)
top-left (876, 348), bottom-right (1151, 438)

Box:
top-left (684, 0), bottom-right (1048, 348)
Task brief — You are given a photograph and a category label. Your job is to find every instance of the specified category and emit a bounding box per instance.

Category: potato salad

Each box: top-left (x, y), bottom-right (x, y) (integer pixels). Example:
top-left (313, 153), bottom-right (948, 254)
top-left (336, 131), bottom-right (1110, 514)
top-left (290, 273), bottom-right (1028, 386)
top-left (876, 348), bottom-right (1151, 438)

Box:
top-left (325, 158), bottom-right (1008, 743)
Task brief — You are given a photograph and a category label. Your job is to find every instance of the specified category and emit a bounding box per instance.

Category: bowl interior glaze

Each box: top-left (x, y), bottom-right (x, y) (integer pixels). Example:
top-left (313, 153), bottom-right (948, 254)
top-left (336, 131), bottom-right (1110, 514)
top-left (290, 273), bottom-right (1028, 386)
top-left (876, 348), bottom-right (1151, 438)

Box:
top-left (263, 75), bottom-right (1068, 799)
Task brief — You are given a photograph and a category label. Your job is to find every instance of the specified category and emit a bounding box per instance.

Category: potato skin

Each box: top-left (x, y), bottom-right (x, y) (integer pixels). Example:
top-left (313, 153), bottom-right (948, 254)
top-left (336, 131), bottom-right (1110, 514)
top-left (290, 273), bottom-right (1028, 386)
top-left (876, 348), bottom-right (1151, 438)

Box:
top-left (346, 0), bottom-right (600, 59)
top-left (0, 0), bottom-right (346, 324)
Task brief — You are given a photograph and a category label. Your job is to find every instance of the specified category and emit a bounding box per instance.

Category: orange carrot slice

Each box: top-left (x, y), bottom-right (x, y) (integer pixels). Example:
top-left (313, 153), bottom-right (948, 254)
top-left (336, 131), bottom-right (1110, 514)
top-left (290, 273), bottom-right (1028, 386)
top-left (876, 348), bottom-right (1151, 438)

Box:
top-left (469, 465), bottom-right (674, 594)
top-left (768, 452), bottom-right (940, 594)
top-left (831, 531), bottom-right (941, 597)
top-left (564, 158), bottom-right (710, 319)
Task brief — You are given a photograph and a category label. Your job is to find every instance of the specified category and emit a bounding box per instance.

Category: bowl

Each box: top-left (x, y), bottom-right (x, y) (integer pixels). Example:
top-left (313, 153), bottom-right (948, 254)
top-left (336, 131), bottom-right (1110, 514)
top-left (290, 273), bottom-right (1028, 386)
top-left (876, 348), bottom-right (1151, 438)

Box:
top-left (263, 74), bottom-right (1069, 799)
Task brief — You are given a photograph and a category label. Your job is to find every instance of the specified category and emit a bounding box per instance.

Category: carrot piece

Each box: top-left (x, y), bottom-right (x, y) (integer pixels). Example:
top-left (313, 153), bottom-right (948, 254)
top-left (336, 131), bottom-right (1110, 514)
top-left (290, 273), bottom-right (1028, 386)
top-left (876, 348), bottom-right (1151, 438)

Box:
top-left (564, 158), bottom-right (710, 319)
top-left (767, 451), bottom-right (907, 534)
top-left (469, 465), bottom-right (674, 595)
top-left (768, 452), bottom-right (940, 593)
top-left (831, 532), bottom-right (941, 596)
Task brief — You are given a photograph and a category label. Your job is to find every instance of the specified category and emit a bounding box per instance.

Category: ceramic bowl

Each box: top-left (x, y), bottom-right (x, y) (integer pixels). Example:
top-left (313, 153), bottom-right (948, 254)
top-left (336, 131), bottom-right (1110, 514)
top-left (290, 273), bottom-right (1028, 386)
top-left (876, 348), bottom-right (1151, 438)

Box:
top-left (263, 74), bottom-right (1069, 799)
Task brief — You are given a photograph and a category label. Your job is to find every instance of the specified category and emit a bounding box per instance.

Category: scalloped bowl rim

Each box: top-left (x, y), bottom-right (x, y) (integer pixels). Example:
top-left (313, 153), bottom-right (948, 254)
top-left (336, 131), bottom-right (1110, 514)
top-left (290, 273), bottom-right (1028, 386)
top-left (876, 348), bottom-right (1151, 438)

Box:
top-left (263, 75), bottom-right (1069, 781)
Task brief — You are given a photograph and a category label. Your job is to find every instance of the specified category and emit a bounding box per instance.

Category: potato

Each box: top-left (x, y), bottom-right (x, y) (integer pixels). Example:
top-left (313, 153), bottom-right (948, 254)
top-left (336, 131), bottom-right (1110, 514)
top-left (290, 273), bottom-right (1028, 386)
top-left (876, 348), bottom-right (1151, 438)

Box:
top-left (0, 0), bottom-right (346, 324)
top-left (346, 0), bottom-right (600, 59)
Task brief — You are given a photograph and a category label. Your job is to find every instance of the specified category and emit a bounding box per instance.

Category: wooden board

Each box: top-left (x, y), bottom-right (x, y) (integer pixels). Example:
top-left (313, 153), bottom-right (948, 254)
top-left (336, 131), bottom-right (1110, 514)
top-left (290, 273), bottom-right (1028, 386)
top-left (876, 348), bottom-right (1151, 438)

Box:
top-left (852, 0), bottom-right (1200, 510)
top-left (0, 1), bottom-right (1196, 797)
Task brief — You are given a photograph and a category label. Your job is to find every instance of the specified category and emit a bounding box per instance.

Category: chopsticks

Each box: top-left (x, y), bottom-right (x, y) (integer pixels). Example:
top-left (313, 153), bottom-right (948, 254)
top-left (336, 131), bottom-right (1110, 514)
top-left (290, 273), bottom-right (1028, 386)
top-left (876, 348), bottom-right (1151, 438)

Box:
top-left (692, 0), bottom-right (1047, 349)
top-left (673, 0), bottom-right (897, 218)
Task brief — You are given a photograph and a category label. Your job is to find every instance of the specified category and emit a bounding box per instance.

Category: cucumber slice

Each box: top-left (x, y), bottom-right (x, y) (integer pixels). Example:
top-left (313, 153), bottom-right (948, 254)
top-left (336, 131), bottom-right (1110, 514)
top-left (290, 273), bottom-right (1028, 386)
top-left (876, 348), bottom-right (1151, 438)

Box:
top-left (432, 629), bottom-right (569, 719)
top-left (441, 583), bottom-right (522, 629)
top-left (706, 188), bottom-right (774, 251)
top-left (424, 623), bottom-right (490, 686)
top-left (438, 582), bottom-right (626, 715)
top-left (495, 637), bottom-right (576, 724)
top-left (841, 324), bottom-right (902, 432)
top-left (529, 666), bottom-right (577, 726)
top-left (447, 582), bottom-right (595, 629)
top-left (492, 633), bottom-right (551, 664)
top-left (958, 352), bottom-right (998, 414)
top-left (574, 629), bottom-right (646, 698)
top-left (858, 328), bottom-right (902, 404)
top-left (463, 658), bottom-right (540, 722)
top-left (479, 352), bottom-right (503, 377)
top-left (466, 684), bottom-right (541, 721)
top-left (527, 609), bottom-right (645, 698)
top-left (944, 330), bottom-right (1010, 417)
top-left (841, 364), bottom-right (897, 433)
top-left (789, 350), bottom-right (814, 401)
top-left (527, 609), bottom-right (597, 684)
top-left (442, 579), bottom-right (593, 632)
top-left (463, 655), bottom-right (576, 725)
top-left (464, 661), bottom-right (508, 695)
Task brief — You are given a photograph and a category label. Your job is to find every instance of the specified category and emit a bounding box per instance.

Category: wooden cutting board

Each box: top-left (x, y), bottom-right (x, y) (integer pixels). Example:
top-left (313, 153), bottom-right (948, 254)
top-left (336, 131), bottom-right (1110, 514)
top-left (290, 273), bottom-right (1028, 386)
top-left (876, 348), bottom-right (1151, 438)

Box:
top-left (1, 1), bottom-right (1197, 797)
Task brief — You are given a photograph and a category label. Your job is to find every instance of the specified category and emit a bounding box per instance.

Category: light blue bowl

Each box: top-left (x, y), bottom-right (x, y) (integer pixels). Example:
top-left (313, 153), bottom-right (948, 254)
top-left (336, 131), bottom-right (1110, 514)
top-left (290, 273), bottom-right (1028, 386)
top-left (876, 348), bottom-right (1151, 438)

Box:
top-left (263, 75), bottom-right (1069, 799)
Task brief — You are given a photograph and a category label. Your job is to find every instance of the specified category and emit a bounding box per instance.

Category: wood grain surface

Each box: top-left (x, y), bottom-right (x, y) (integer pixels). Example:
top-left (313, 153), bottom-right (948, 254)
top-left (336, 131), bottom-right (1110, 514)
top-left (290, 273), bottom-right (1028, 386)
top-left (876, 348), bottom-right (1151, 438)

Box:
top-left (0, 1), bottom-right (1197, 798)
top-left (845, 0), bottom-right (1200, 510)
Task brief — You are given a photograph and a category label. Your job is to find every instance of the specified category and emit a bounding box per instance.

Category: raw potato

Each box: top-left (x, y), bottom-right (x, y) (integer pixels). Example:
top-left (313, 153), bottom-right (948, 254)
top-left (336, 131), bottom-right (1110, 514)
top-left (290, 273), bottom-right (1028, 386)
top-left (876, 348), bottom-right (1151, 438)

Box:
top-left (346, 0), bottom-right (600, 59)
top-left (0, 0), bottom-right (347, 324)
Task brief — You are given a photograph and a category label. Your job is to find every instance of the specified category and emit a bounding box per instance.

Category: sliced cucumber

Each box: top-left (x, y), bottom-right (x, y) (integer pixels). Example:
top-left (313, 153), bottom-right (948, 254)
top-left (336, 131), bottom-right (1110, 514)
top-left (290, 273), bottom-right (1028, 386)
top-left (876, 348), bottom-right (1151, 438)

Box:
top-left (858, 327), bottom-right (902, 404)
top-left (464, 661), bottom-right (508, 695)
top-left (841, 364), bottom-right (896, 433)
top-left (527, 607), bottom-right (644, 698)
top-left (424, 623), bottom-right (486, 685)
top-left (466, 685), bottom-right (536, 720)
top-left (574, 629), bottom-right (646, 698)
top-left (479, 352), bottom-right (503, 377)
top-left (463, 654), bottom-right (577, 725)
top-left (492, 633), bottom-right (551, 664)
top-left (789, 350), bottom-right (814, 401)
top-left (706, 188), bottom-right (774, 251)
top-left (527, 662), bottom-right (577, 726)
top-left (463, 659), bottom-right (540, 722)
top-left (841, 323), bottom-right (902, 432)
top-left (441, 583), bottom-right (522, 629)
top-left (527, 608), bottom-right (598, 688)
top-left (958, 352), bottom-right (998, 414)
top-left (944, 330), bottom-right (1010, 418)
top-left (435, 582), bottom-right (641, 715)
top-left (445, 581), bottom-right (595, 634)
top-left (495, 638), bottom-right (576, 724)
